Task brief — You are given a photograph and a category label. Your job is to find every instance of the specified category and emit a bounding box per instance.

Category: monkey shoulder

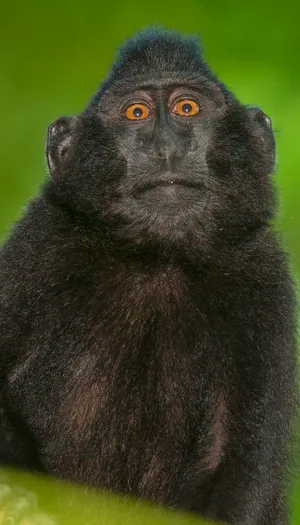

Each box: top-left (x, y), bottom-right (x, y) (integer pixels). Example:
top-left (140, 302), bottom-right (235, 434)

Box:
top-left (0, 194), bottom-right (98, 366)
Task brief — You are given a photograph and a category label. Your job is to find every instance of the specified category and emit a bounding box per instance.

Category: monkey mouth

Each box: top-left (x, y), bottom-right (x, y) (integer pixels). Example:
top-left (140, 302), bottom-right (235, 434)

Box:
top-left (134, 180), bottom-right (203, 198)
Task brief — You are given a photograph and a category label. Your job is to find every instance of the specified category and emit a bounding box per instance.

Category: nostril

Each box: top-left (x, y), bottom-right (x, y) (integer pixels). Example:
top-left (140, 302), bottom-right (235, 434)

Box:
top-left (156, 146), bottom-right (177, 160)
top-left (157, 150), bottom-right (167, 159)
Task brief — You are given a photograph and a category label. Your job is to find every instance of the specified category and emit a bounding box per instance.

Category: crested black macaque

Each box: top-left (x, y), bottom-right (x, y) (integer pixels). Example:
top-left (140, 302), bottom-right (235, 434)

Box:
top-left (0, 28), bottom-right (298, 525)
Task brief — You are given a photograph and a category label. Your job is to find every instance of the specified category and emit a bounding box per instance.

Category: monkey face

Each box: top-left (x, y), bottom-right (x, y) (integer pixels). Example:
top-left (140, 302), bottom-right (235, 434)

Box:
top-left (46, 37), bottom-right (276, 252)
top-left (97, 77), bottom-right (224, 210)
top-left (47, 96), bottom-right (275, 253)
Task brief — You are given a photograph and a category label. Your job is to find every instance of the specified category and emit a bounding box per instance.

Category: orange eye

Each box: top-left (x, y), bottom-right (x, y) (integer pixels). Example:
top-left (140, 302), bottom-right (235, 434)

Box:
top-left (125, 103), bottom-right (150, 120)
top-left (172, 99), bottom-right (200, 117)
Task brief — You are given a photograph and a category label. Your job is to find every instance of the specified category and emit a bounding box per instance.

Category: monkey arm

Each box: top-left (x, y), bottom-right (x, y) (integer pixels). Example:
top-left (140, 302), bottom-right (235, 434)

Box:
top-left (0, 326), bottom-right (43, 471)
top-left (205, 295), bottom-right (297, 525)
top-left (0, 205), bottom-right (49, 471)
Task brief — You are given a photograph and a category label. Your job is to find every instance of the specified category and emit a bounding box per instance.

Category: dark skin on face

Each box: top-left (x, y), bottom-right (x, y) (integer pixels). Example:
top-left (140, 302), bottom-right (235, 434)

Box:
top-left (0, 29), bottom-right (297, 525)
top-left (100, 80), bottom-right (222, 189)
top-left (97, 82), bottom-right (215, 230)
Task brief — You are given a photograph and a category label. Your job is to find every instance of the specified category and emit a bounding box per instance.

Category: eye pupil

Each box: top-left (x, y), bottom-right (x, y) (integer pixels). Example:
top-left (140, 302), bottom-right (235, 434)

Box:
top-left (182, 103), bottom-right (192, 114)
top-left (133, 107), bottom-right (143, 118)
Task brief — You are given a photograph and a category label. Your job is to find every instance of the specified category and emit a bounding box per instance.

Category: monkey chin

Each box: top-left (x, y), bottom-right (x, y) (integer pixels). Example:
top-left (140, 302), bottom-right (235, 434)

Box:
top-left (111, 179), bottom-right (209, 249)
top-left (121, 197), bottom-right (209, 250)
top-left (133, 181), bottom-right (205, 210)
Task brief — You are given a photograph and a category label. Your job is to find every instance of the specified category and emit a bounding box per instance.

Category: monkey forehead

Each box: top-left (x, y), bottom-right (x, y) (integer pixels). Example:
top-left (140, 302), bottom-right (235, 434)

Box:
top-left (96, 73), bottom-right (219, 99)
top-left (90, 73), bottom-right (233, 107)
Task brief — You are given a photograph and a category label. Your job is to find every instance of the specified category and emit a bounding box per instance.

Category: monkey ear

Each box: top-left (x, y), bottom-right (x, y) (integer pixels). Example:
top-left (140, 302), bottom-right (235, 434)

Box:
top-left (46, 116), bottom-right (77, 182)
top-left (246, 106), bottom-right (276, 170)
top-left (247, 105), bottom-right (273, 129)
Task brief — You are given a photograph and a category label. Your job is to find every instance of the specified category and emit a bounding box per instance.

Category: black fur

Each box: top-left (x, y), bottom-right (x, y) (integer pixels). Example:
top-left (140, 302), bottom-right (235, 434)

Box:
top-left (0, 28), bottom-right (298, 524)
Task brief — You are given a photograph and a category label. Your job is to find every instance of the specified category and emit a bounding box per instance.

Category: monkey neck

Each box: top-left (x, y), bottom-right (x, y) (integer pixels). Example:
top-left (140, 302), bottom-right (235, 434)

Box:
top-left (42, 181), bottom-right (274, 276)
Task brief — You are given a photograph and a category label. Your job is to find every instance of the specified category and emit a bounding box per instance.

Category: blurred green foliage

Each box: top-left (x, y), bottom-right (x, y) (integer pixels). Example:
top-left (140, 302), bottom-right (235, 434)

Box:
top-left (0, 0), bottom-right (299, 522)
top-left (0, 468), bottom-right (221, 525)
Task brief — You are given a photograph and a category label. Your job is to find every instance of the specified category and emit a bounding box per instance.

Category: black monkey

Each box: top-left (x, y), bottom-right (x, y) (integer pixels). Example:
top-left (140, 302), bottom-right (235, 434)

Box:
top-left (0, 28), bottom-right (298, 525)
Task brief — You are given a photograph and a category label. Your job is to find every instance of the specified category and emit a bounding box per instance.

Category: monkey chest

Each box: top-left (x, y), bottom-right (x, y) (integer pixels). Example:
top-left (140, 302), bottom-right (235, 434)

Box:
top-left (7, 281), bottom-right (224, 497)
top-left (10, 325), bottom-right (218, 496)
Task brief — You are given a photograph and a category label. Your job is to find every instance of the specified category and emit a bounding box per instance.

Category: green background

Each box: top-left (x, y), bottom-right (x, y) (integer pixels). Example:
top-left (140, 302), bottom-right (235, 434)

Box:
top-left (0, 0), bottom-right (299, 522)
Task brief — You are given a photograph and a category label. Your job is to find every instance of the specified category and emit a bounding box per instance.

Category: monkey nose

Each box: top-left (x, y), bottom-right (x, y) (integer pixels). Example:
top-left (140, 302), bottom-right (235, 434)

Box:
top-left (156, 141), bottom-right (183, 161)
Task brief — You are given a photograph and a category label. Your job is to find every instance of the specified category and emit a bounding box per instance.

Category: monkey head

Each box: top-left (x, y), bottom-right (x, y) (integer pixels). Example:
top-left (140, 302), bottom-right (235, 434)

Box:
top-left (46, 29), bottom-right (276, 253)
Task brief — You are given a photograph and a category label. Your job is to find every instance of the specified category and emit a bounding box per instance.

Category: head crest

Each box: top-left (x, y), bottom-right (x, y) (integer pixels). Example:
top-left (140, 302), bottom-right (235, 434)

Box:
top-left (91, 27), bottom-right (230, 104)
